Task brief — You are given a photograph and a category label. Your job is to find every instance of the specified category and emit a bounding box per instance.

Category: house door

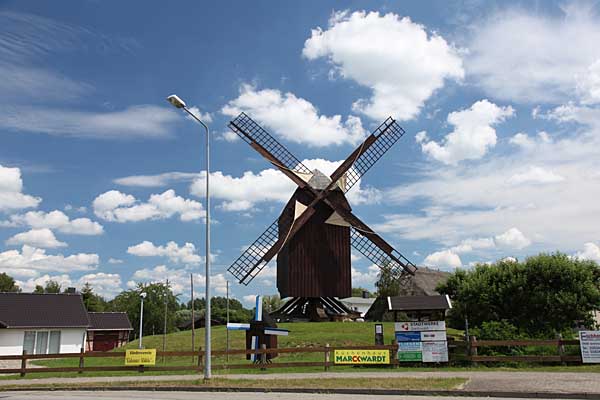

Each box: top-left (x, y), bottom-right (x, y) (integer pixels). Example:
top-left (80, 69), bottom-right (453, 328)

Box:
top-left (92, 333), bottom-right (119, 351)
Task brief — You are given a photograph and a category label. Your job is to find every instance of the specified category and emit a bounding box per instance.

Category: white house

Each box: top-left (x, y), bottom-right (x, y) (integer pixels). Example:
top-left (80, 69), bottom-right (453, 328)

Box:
top-left (340, 296), bottom-right (376, 318)
top-left (0, 293), bottom-right (89, 355)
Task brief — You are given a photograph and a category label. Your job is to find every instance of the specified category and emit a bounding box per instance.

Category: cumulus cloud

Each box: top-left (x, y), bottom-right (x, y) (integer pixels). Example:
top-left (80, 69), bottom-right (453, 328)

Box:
top-left (509, 132), bottom-right (552, 149)
top-left (6, 228), bottom-right (67, 248)
top-left (108, 258), bottom-right (123, 264)
top-left (417, 100), bottom-right (514, 165)
top-left (423, 250), bottom-right (462, 269)
top-left (577, 59), bottom-right (600, 105)
top-left (5, 210), bottom-right (103, 235)
top-left (128, 265), bottom-right (228, 297)
top-left (450, 237), bottom-right (495, 254)
top-left (0, 164), bottom-right (41, 212)
top-left (15, 272), bottom-right (123, 298)
top-left (351, 264), bottom-right (380, 287)
top-left (114, 172), bottom-right (199, 188)
top-left (189, 158), bottom-right (381, 211)
top-left (0, 245), bottom-right (98, 278)
top-left (494, 228), bottom-right (531, 250)
top-left (93, 189), bottom-right (205, 223)
top-left (574, 242), bottom-right (600, 262)
top-left (303, 10), bottom-right (463, 120)
top-left (467, 4), bottom-right (600, 103)
top-left (127, 241), bottom-right (202, 265)
top-left (222, 84), bottom-right (366, 147)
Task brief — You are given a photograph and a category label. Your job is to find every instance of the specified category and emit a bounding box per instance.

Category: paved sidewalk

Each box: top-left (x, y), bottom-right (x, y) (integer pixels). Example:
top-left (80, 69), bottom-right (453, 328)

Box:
top-left (1, 371), bottom-right (600, 394)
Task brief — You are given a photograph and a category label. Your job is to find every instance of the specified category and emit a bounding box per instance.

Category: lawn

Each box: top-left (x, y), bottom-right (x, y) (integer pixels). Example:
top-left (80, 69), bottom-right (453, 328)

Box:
top-left (4, 322), bottom-right (599, 379)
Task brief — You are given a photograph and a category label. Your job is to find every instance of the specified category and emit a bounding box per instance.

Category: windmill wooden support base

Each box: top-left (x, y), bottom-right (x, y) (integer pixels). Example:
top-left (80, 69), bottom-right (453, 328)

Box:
top-left (271, 297), bottom-right (361, 322)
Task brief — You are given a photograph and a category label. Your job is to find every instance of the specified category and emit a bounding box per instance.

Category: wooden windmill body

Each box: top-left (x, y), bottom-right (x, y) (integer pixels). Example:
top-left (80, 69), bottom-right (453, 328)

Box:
top-left (226, 113), bottom-right (418, 320)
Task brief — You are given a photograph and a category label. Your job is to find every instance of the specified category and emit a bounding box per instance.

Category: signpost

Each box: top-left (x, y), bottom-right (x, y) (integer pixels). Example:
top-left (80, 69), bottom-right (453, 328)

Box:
top-left (334, 349), bottom-right (389, 364)
top-left (125, 349), bottom-right (156, 366)
top-left (579, 330), bottom-right (600, 363)
top-left (395, 320), bottom-right (448, 363)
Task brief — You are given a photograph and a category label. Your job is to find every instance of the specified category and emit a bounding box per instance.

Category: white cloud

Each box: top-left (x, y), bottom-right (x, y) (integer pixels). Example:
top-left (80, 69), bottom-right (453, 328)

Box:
top-left (577, 59), bottom-right (600, 105)
top-left (77, 272), bottom-right (123, 298)
top-left (114, 172), bottom-right (199, 188)
top-left (16, 274), bottom-right (73, 293)
top-left (0, 105), bottom-right (179, 139)
top-left (108, 258), bottom-right (123, 264)
top-left (6, 228), bottom-right (67, 248)
top-left (220, 131), bottom-right (240, 143)
top-left (127, 241), bottom-right (202, 265)
top-left (351, 264), bottom-right (380, 287)
top-left (189, 158), bottom-right (380, 212)
top-left (128, 265), bottom-right (228, 298)
top-left (494, 228), bottom-right (531, 250)
top-left (222, 84), bottom-right (366, 147)
top-left (508, 166), bottom-right (565, 185)
top-left (303, 10), bottom-right (464, 120)
top-left (574, 242), bottom-right (600, 262)
top-left (93, 189), bottom-right (205, 223)
top-left (450, 237), bottom-right (495, 254)
top-left (423, 250), bottom-right (462, 269)
top-left (0, 245), bottom-right (98, 278)
top-left (418, 100), bottom-right (514, 165)
top-left (0, 164), bottom-right (41, 212)
top-left (242, 295), bottom-right (258, 307)
top-left (509, 132), bottom-right (552, 149)
top-left (6, 210), bottom-right (103, 235)
top-left (468, 4), bottom-right (600, 103)
top-left (186, 106), bottom-right (213, 123)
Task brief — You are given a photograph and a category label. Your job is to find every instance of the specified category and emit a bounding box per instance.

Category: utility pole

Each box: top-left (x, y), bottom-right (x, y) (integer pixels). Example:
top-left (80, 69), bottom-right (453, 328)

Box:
top-left (190, 273), bottom-right (195, 360)
top-left (226, 280), bottom-right (229, 362)
top-left (162, 279), bottom-right (169, 362)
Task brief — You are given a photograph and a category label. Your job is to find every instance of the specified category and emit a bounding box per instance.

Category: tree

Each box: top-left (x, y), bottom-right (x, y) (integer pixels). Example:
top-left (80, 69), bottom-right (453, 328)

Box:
top-left (351, 287), bottom-right (376, 298)
top-left (44, 280), bottom-right (61, 294)
top-left (0, 273), bottom-right (20, 292)
top-left (81, 283), bottom-right (107, 312)
top-left (108, 282), bottom-right (179, 338)
top-left (33, 285), bottom-right (44, 294)
top-left (262, 294), bottom-right (283, 313)
top-left (375, 266), bottom-right (402, 297)
top-left (437, 252), bottom-right (600, 336)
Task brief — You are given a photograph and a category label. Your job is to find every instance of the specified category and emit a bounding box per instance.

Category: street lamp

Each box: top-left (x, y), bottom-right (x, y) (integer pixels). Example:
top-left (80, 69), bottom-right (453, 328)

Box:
top-left (139, 291), bottom-right (147, 349)
top-left (166, 94), bottom-right (212, 379)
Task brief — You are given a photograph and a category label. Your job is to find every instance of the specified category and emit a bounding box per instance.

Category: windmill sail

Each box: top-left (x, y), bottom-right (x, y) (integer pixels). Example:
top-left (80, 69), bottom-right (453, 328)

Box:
top-left (330, 117), bottom-right (406, 193)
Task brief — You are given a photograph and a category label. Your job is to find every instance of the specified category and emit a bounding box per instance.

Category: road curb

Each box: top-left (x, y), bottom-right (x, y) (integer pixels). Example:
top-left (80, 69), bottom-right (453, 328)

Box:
top-left (1, 386), bottom-right (599, 398)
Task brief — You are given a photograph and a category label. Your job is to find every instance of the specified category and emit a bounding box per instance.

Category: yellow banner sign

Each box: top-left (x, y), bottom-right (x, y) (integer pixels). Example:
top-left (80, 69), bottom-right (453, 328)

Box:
top-left (334, 349), bottom-right (389, 364)
top-left (125, 349), bottom-right (156, 365)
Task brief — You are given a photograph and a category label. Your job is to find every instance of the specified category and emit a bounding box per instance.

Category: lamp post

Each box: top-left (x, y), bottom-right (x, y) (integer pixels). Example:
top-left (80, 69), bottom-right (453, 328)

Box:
top-left (139, 291), bottom-right (146, 349)
top-left (166, 94), bottom-right (212, 379)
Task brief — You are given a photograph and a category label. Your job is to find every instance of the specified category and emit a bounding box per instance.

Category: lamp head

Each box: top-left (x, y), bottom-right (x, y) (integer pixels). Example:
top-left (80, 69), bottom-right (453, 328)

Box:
top-left (166, 94), bottom-right (187, 109)
top-left (140, 292), bottom-right (147, 299)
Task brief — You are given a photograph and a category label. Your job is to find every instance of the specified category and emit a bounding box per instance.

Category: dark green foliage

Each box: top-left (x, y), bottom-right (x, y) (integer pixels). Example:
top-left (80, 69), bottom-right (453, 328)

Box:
top-left (351, 287), bottom-right (376, 298)
top-left (108, 282), bottom-right (179, 338)
top-left (44, 280), bottom-right (61, 293)
top-left (375, 266), bottom-right (401, 297)
top-left (182, 296), bottom-right (253, 327)
top-left (80, 282), bottom-right (107, 312)
top-left (33, 285), bottom-right (44, 294)
top-left (438, 252), bottom-right (600, 336)
top-left (0, 272), bottom-right (20, 292)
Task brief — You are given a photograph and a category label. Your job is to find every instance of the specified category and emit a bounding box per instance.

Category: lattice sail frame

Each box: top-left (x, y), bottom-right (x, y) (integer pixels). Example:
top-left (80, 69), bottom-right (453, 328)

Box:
top-left (229, 112), bottom-right (311, 175)
top-left (340, 117), bottom-right (406, 193)
top-left (350, 227), bottom-right (417, 283)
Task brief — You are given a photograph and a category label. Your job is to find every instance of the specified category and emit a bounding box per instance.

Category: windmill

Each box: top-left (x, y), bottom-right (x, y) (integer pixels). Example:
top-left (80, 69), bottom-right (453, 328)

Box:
top-left (226, 112), bottom-right (417, 320)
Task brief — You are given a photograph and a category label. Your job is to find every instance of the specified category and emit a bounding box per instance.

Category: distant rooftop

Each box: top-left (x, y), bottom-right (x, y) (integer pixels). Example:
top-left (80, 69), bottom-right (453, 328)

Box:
top-left (88, 312), bottom-right (133, 331)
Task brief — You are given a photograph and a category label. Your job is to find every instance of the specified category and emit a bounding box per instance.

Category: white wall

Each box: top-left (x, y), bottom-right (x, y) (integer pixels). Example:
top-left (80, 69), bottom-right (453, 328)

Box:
top-left (0, 328), bottom-right (86, 355)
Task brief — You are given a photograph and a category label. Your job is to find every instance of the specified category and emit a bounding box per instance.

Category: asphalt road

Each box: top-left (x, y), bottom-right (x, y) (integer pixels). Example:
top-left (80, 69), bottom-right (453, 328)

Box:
top-left (0, 393), bottom-right (573, 400)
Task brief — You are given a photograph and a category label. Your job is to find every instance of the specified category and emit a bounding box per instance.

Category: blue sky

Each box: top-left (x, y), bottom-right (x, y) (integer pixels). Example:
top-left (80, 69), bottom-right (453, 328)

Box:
top-left (1, 1), bottom-right (600, 305)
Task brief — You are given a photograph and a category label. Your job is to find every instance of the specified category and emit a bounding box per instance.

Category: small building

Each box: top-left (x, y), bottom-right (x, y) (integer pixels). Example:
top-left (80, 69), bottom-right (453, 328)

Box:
top-left (0, 293), bottom-right (89, 355)
top-left (365, 295), bottom-right (452, 321)
top-left (340, 297), bottom-right (376, 318)
top-left (86, 312), bottom-right (132, 352)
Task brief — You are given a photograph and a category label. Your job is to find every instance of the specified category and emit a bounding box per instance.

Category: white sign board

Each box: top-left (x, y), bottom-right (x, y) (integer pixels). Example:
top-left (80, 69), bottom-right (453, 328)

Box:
top-left (422, 341), bottom-right (449, 362)
top-left (420, 331), bottom-right (447, 342)
top-left (395, 321), bottom-right (446, 332)
top-left (579, 330), bottom-right (600, 363)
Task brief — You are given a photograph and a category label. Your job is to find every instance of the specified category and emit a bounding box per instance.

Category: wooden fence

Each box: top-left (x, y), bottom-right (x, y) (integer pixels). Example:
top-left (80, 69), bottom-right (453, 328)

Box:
top-left (0, 338), bottom-right (583, 376)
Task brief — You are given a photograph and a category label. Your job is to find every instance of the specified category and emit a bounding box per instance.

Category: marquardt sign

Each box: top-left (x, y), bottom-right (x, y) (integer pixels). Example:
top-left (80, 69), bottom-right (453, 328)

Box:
top-left (334, 349), bottom-right (389, 364)
top-left (395, 321), bottom-right (446, 332)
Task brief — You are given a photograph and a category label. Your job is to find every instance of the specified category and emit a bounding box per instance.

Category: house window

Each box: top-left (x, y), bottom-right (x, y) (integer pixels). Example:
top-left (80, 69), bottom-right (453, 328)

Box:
top-left (48, 331), bottom-right (61, 354)
top-left (35, 331), bottom-right (49, 355)
top-left (23, 331), bottom-right (35, 354)
top-left (22, 331), bottom-right (62, 354)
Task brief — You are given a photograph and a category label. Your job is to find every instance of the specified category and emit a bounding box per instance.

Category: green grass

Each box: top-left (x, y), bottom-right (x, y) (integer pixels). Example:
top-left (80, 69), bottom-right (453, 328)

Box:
top-left (0, 377), bottom-right (468, 391)
top-left (3, 322), bottom-right (599, 380)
